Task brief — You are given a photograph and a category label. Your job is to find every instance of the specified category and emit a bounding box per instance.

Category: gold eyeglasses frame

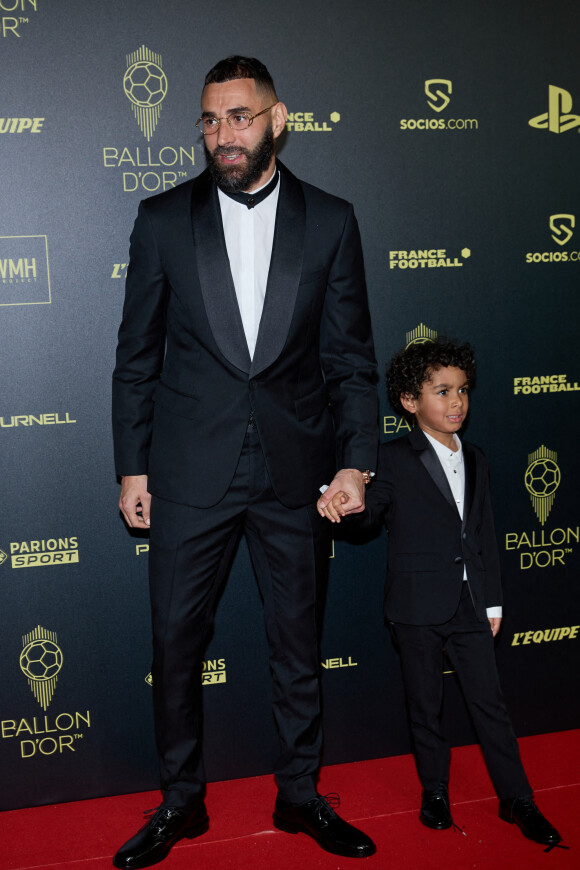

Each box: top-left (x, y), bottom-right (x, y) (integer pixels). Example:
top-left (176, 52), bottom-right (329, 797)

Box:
top-left (195, 104), bottom-right (276, 135)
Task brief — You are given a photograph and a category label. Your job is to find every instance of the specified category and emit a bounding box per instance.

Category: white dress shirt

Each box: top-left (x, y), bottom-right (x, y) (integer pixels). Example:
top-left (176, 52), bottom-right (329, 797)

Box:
top-left (217, 170), bottom-right (280, 359)
top-left (423, 431), bottom-right (502, 619)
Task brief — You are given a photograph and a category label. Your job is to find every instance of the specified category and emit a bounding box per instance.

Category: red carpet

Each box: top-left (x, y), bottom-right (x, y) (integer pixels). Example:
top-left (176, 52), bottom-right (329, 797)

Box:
top-left (2, 730), bottom-right (578, 870)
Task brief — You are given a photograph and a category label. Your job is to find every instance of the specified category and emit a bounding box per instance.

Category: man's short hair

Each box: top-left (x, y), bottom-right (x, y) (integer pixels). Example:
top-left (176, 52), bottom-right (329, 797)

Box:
top-left (203, 55), bottom-right (278, 101)
top-left (386, 337), bottom-right (477, 419)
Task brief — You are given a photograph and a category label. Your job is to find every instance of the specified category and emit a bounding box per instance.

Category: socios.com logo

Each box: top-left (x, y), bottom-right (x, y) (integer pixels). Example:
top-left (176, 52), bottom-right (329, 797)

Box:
top-left (550, 214), bottom-right (575, 246)
top-left (425, 79), bottom-right (452, 112)
top-left (529, 85), bottom-right (580, 134)
top-left (525, 214), bottom-right (580, 264)
top-left (400, 79), bottom-right (477, 132)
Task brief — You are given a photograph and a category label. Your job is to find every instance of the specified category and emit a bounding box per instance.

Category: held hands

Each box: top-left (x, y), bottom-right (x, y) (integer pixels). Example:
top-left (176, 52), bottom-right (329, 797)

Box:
top-left (317, 468), bottom-right (366, 523)
top-left (119, 474), bottom-right (151, 528)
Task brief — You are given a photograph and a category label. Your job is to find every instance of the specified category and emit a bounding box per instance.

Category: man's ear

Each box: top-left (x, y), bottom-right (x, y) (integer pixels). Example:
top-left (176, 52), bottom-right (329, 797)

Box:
top-left (271, 101), bottom-right (288, 139)
top-left (400, 392), bottom-right (416, 415)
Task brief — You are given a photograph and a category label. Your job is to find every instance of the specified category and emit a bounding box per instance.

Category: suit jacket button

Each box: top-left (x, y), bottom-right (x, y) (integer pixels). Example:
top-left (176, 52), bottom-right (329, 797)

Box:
top-left (462, 532), bottom-right (467, 540)
top-left (249, 380), bottom-right (257, 391)
top-left (454, 556), bottom-right (463, 564)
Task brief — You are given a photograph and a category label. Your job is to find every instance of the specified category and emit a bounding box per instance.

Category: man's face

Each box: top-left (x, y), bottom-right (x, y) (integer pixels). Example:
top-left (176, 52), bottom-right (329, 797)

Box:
top-left (201, 78), bottom-right (284, 192)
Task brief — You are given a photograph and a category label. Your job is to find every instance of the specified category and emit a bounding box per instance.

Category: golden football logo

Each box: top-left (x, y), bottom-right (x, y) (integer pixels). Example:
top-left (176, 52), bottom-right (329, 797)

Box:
top-left (525, 446), bottom-right (561, 526)
top-left (406, 323), bottom-right (437, 347)
top-left (0, 548), bottom-right (7, 566)
top-left (124, 46), bottom-right (168, 141)
top-left (20, 626), bottom-right (63, 711)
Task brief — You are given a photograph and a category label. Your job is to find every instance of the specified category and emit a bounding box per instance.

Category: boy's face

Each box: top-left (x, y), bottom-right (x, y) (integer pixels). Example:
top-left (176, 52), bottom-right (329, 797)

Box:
top-left (401, 365), bottom-right (469, 447)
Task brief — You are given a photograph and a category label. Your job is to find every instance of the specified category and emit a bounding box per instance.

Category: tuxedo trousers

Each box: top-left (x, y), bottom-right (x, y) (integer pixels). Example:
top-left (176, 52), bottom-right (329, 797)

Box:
top-left (391, 584), bottom-right (531, 799)
top-left (148, 423), bottom-right (330, 809)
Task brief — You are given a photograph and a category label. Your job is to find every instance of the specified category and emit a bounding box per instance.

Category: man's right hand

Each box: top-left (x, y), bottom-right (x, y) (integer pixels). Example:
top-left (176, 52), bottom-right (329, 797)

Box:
top-left (119, 475), bottom-right (151, 528)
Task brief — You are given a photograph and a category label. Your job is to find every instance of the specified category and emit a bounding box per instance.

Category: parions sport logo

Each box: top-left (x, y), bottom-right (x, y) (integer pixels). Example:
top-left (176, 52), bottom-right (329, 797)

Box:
top-left (146, 659), bottom-right (227, 686)
top-left (525, 214), bottom-right (580, 264)
top-left (504, 446), bottom-right (578, 570)
top-left (8, 536), bottom-right (79, 568)
top-left (1, 0), bottom-right (40, 39)
top-left (0, 235), bottom-right (51, 306)
top-left (400, 79), bottom-right (479, 131)
top-left (102, 45), bottom-right (195, 194)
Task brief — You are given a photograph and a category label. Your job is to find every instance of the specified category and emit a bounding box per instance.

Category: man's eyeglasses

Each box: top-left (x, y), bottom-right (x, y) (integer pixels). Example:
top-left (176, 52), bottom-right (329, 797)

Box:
top-left (195, 104), bottom-right (276, 136)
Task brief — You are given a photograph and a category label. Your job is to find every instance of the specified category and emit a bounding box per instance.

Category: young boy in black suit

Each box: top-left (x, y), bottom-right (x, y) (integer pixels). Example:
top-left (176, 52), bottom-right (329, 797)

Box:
top-left (318, 338), bottom-right (561, 846)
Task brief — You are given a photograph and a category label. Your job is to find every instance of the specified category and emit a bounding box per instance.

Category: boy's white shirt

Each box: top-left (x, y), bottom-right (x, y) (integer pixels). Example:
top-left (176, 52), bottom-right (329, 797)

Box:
top-left (423, 430), bottom-right (502, 619)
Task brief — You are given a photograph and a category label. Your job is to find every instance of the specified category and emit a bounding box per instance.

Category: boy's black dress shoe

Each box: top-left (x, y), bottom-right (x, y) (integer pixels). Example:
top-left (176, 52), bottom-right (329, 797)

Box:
top-left (273, 793), bottom-right (376, 858)
top-left (499, 796), bottom-right (561, 845)
top-left (419, 783), bottom-right (452, 830)
top-left (112, 803), bottom-right (209, 869)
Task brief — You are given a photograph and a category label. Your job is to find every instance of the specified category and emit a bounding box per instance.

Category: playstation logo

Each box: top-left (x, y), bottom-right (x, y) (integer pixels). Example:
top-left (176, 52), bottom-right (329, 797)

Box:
top-left (529, 85), bottom-right (580, 134)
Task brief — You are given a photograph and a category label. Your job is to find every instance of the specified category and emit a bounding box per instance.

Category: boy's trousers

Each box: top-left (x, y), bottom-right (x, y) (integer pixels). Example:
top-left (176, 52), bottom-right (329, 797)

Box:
top-left (391, 583), bottom-right (532, 799)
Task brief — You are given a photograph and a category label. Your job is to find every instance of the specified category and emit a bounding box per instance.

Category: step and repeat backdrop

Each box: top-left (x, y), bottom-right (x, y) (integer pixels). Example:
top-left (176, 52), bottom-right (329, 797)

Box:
top-left (1, 0), bottom-right (579, 810)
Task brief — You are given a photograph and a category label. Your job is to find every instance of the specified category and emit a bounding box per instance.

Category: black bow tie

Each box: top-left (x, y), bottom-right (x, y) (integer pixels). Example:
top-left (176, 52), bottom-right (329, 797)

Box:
top-left (219, 171), bottom-right (279, 209)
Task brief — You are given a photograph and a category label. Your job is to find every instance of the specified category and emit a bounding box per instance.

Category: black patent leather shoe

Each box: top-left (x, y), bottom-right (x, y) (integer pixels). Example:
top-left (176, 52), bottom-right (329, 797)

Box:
top-left (273, 793), bottom-right (376, 858)
top-left (419, 783), bottom-right (452, 830)
top-left (113, 804), bottom-right (209, 869)
top-left (499, 796), bottom-right (561, 845)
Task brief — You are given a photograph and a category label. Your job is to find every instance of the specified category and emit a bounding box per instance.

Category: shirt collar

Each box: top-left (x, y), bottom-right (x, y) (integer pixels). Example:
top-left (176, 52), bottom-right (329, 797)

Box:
top-left (217, 169), bottom-right (279, 209)
top-left (423, 430), bottom-right (463, 463)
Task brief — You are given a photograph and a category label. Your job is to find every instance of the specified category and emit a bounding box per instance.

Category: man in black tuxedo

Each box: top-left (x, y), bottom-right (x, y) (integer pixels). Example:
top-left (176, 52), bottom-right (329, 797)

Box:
top-left (112, 56), bottom-right (378, 867)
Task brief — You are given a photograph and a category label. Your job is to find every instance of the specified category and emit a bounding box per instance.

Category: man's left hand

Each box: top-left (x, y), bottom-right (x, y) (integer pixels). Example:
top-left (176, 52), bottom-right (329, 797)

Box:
top-left (317, 468), bottom-right (366, 519)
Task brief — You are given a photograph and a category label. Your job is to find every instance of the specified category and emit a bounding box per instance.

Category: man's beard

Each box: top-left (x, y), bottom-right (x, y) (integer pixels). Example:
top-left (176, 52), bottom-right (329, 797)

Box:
top-left (205, 124), bottom-right (275, 193)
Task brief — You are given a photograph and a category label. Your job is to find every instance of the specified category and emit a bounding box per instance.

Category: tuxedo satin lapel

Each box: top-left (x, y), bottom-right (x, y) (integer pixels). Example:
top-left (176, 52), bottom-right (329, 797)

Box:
top-left (410, 428), bottom-right (457, 513)
top-left (462, 442), bottom-right (477, 531)
top-left (250, 163), bottom-right (306, 377)
top-left (191, 171), bottom-right (251, 373)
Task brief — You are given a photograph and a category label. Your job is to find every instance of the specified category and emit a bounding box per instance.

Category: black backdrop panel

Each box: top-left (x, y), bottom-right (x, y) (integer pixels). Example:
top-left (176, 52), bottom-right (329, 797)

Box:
top-left (1, 0), bottom-right (578, 810)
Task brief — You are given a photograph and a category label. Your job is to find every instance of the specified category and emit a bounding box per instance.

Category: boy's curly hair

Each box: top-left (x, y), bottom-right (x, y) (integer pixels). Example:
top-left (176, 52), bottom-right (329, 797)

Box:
top-left (387, 337), bottom-right (476, 419)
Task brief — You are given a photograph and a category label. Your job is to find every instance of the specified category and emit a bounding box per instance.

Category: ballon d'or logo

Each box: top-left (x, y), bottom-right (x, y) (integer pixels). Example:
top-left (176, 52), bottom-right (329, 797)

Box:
top-left (20, 626), bottom-right (63, 710)
top-left (524, 445), bottom-right (560, 526)
top-left (406, 323), bottom-right (437, 347)
top-left (124, 46), bottom-right (168, 141)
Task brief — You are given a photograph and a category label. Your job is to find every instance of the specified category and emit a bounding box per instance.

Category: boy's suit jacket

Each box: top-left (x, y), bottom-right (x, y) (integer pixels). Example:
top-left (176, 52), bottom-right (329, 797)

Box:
top-left (359, 427), bottom-right (502, 625)
top-left (112, 160), bottom-right (378, 509)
